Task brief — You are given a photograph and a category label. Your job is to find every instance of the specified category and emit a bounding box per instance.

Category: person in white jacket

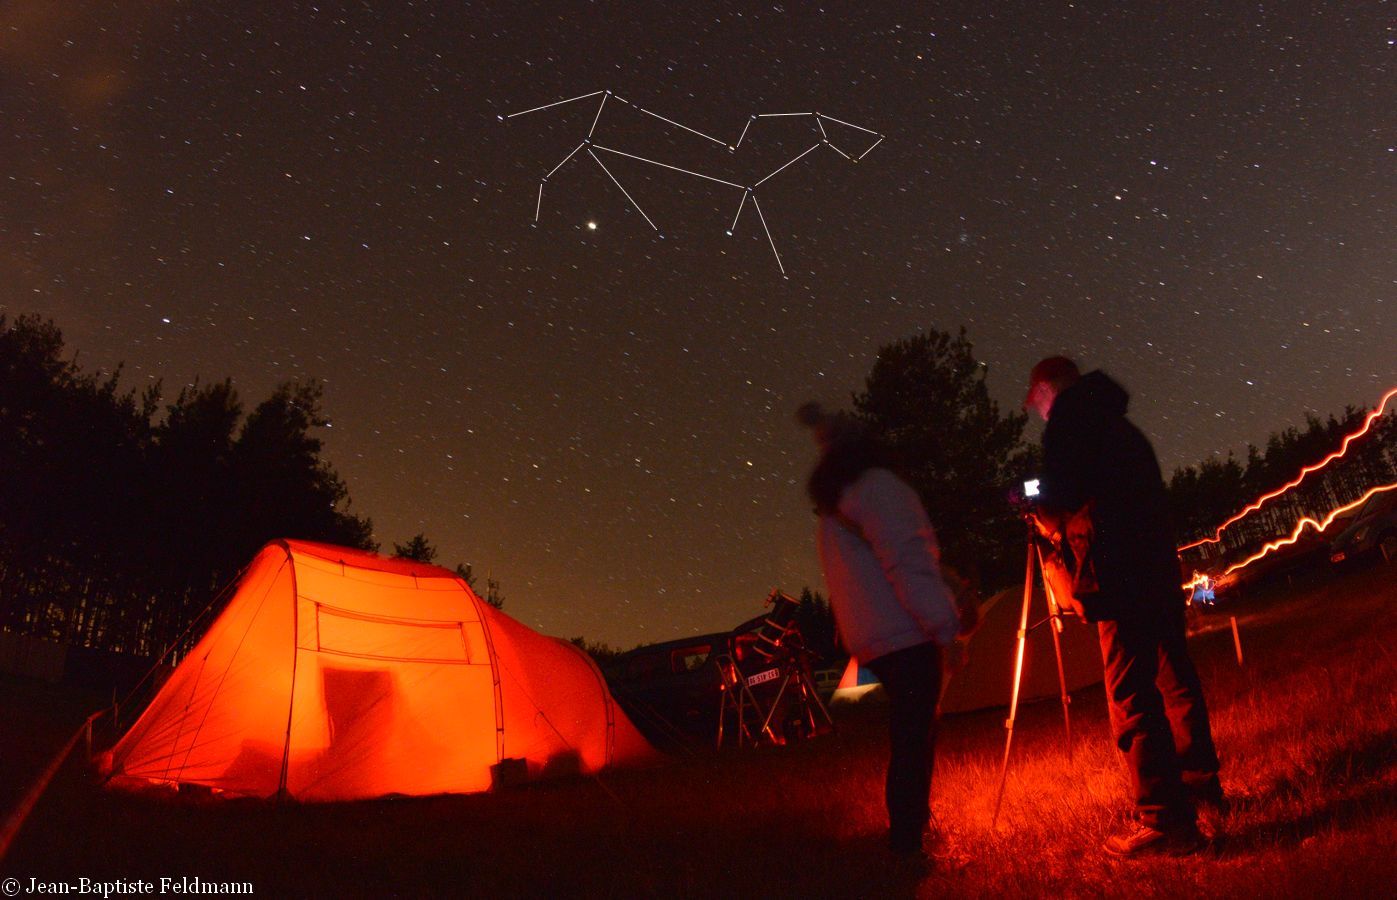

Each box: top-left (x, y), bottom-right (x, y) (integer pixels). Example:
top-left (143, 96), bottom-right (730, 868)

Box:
top-left (798, 402), bottom-right (962, 857)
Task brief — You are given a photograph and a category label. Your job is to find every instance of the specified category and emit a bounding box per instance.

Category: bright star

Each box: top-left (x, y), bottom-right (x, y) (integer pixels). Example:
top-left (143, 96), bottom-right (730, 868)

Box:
top-left (587, 221), bottom-right (597, 230)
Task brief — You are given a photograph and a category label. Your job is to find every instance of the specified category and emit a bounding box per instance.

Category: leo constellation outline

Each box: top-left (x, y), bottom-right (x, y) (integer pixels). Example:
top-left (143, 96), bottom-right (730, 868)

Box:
top-left (499, 90), bottom-right (884, 276)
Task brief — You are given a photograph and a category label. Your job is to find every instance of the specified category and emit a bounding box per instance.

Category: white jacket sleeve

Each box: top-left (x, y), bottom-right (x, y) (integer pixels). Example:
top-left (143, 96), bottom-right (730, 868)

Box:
top-left (838, 469), bottom-right (961, 646)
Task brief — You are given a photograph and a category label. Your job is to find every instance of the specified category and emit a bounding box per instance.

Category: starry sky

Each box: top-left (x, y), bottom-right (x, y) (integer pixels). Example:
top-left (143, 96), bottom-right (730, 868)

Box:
top-left (3, 2), bottom-right (1393, 647)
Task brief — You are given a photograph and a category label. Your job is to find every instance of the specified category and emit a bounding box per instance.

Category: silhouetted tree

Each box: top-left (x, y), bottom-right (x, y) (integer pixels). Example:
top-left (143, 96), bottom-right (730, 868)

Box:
top-left (229, 380), bottom-right (374, 558)
top-left (393, 533), bottom-right (438, 563)
top-left (793, 587), bottom-right (837, 664)
top-left (1170, 400), bottom-right (1397, 565)
top-left (854, 328), bottom-right (1036, 590)
top-left (569, 636), bottom-right (628, 666)
top-left (0, 316), bottom-right (375, 657)
top-left (455, 562), bottom-right (505, 609)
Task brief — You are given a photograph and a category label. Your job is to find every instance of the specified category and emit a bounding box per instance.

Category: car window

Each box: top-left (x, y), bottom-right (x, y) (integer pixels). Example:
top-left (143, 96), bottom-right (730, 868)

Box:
top-left (671, 644), bottom-right (711, 673)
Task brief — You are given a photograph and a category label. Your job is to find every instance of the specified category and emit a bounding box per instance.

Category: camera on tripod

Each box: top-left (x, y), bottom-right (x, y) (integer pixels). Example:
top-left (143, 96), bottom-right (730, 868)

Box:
top-left (1009, 476), bottom-right (1043, 519)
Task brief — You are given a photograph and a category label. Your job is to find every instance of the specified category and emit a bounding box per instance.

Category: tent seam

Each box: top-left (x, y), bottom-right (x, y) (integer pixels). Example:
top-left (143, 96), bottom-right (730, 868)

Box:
top-left (167, 551), bottom-right (294, 784)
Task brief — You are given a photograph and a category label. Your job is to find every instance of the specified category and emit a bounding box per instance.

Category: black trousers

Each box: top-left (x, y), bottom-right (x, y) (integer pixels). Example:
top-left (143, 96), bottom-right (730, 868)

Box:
top-left (866, 640), bottom-right (942, 848)
top-left (1098, 603), bottom-right (1221, 829)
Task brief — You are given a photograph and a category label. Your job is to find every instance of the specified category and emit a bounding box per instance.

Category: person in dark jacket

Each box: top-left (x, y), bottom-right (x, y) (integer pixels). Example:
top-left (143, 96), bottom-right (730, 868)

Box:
top-left (1025, 356), bottom-right (1223, 857)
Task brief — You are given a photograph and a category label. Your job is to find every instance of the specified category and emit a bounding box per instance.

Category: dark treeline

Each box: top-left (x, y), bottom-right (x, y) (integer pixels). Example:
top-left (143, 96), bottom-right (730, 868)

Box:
top-left (574, 587), bottom-right (839, 668)
top-left (391, 532), bottom-right (505, 610)
top-left (6, 312), bottom-right (1389, 663)
top-left (850, 329), bottom-right (1397, 580)
top-left (0, 315), bottom-right (378, 657)
top-left (1170, 404), bottom-right (1397, 564)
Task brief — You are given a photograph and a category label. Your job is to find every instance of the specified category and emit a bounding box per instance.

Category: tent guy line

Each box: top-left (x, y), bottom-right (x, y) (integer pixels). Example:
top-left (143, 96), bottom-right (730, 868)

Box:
top-left (499, 89), bottom-right (884, 276)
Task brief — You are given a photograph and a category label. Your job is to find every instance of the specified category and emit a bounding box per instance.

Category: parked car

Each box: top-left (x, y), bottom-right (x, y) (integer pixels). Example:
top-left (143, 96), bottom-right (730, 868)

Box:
top-left (604, 600), bottom-right (830, 747)
top-left (1329, 488), bottom-right (1397, 567)
top-left (1209, 528), bottom-right (1332, 598)
top-left (811, 666), bottom-right (843, 701)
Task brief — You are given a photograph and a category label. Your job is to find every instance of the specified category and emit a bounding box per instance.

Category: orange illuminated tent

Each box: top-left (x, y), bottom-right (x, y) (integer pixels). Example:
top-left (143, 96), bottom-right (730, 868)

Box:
top-left (101, 540), bottom-right (655, 801)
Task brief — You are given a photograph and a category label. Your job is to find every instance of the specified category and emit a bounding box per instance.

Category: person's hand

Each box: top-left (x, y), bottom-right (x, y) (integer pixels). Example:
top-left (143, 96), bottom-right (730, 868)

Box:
top-left (1030, 509), bottom-right (1061, 543)
top-left (1007, 486), bottom-right (1035, 519)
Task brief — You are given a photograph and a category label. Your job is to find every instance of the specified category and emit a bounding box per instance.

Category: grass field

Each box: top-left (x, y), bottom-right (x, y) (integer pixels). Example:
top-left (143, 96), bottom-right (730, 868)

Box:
top-left (2, 562), bottom-right (1394, 898)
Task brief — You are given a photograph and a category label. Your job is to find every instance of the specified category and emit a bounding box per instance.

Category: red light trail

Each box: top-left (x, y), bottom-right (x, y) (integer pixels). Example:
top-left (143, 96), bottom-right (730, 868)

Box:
top-left (1183, 480), bottom-right (1397, 598)
top-left (1215, 481), bottom-right (1397, 578)
top-left (1179, 386), bottom-right (1397, 552)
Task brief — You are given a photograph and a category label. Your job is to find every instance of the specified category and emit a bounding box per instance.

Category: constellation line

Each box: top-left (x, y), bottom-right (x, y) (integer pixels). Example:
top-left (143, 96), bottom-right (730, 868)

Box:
top-left (728, 190), bottom-right (749, 235)
top-left (755, 142), bottom-right (822, 187)
top-left (817, 113), bottom-right (880, 136)
top-left (545, 142), bottom-right (587, 180)
top-left (751, 194), bottom-right (785, 275)
top-left (592, 144), bottom-right (747, 190)
top-left (502, 90), bottom-right (883, 273)
top-left (589, 149), bottom-right (660, 233)
top-left (640, 107), bottom-right (728, 147)
top-left (735, 117), bottom-right (754, 149)
top-left (503, 91), bottom-right (605, 120)
top-left (858, 136), bottom-right (884, 160)
top-left (587, 93), bottom-right (609, 137)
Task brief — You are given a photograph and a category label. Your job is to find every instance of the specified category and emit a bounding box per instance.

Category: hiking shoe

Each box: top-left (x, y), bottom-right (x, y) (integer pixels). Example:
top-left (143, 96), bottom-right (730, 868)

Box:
top-left (1103, 823), bottom-right (1205, 858)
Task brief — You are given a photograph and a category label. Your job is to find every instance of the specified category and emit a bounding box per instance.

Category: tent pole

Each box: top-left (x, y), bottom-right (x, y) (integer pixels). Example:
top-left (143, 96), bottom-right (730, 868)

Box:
top-left (277, 545), bottom-right (299, 803)
top-left (991, 532), bottom-right (1038, 829)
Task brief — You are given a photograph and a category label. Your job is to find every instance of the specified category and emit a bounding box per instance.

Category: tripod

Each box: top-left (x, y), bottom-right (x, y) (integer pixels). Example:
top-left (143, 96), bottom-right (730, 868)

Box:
top-left (714, 652), bottom-right (777, 748)
top-left (756, 643), bottom-right (833, 742)
top-left (715, 590), bottom-right (834, 748)
top-left (990, 521), bottom-right (1077, 828)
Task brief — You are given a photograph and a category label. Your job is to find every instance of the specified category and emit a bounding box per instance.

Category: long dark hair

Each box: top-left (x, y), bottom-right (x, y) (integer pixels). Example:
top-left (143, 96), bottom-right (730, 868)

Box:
top-left (807, 432), bottom-right (895, 516)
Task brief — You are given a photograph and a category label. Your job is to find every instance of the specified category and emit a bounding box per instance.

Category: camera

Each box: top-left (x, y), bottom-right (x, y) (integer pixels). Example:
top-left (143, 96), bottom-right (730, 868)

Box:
top-left (1007, 477), bottom-right (1041, 517)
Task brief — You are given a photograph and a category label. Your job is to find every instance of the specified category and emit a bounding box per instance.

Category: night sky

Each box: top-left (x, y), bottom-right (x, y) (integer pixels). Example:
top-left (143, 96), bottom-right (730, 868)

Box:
top-left (4, 2), bottom-right (1393, 647)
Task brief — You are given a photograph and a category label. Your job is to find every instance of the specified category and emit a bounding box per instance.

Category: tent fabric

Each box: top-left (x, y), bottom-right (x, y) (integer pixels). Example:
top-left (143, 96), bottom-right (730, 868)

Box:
top-left (104, 540), bottom-right (654, 801)
top-left (938, 584), bottom-right (1103, 714)
top-left (829, 656), bottom-right (882, 704)
top-left (828, 583), bottom-right (1104, 714)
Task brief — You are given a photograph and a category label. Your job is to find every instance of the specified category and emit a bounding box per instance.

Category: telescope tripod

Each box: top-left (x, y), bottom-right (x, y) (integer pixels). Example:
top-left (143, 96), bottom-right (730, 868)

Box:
top-left (990, 522), bottom-right (1077, 829)
top-left (715, 648), bottom-right (833, 749)
top-left (756, 648), bottom-right (833, 743)
top-left (715, 589), bottom-right (835, 749)
top-left (714, 652), bottom-right (776, 748)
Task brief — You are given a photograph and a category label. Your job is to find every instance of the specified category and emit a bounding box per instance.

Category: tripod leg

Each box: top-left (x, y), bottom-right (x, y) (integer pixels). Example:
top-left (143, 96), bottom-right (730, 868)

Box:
top-left (716, 686), bottom-right (727, 750)
top-left (744, 683), bottom-right (778, 743)
top-left (1037, 546), bottom-right (1074, 761)
top-left (992, 536), bottom-right (1037, 829)
top-left (760, 676), bottom-right (792, 740)
top-left (800, 669), bottom-right (835, 728)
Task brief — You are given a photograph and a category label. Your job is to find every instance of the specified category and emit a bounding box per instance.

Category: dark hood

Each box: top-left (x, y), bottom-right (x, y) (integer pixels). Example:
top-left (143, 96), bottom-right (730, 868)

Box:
top-left (1050, 370), bottom-right (1129, 425)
